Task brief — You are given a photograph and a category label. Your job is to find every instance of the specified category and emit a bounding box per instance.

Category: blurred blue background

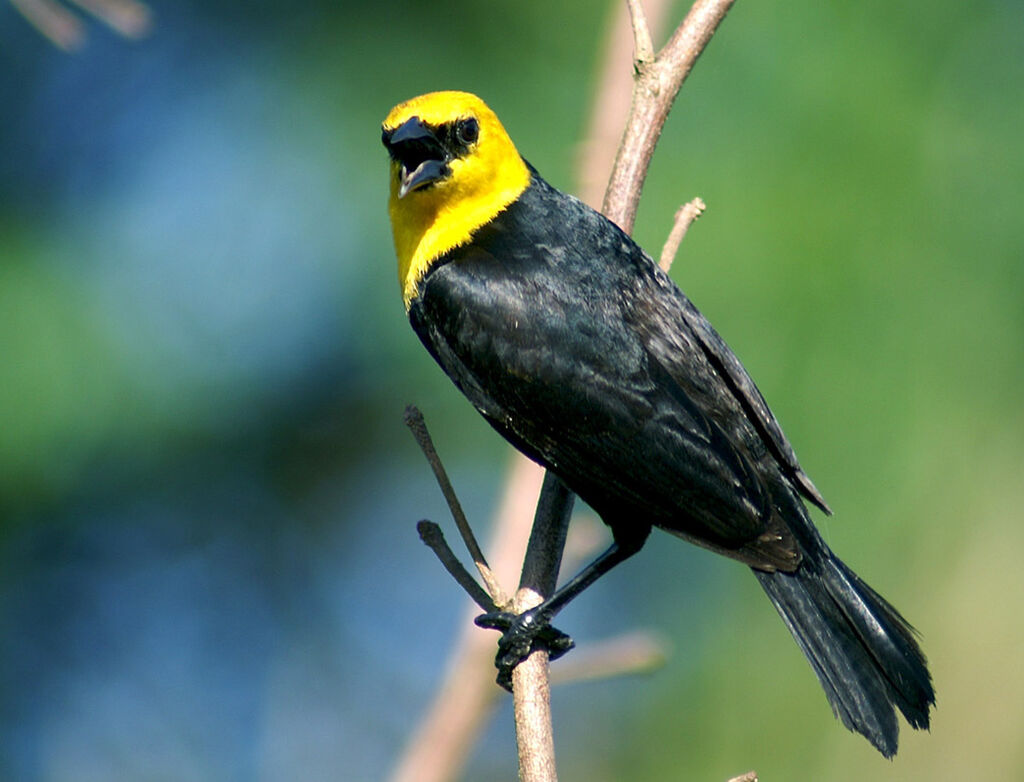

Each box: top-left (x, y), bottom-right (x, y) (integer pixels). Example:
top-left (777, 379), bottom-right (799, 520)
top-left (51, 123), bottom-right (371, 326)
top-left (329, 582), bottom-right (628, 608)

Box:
top-left (1, 1), bottom-right (1022, 780)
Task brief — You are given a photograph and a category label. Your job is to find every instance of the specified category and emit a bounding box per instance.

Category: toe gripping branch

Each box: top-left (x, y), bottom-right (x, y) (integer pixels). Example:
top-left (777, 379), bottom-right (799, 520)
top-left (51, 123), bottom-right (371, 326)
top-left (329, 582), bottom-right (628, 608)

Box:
top-left (473, 532), bottom-right (641, 689)
top-left (475, 607), bottom-right (576, 692)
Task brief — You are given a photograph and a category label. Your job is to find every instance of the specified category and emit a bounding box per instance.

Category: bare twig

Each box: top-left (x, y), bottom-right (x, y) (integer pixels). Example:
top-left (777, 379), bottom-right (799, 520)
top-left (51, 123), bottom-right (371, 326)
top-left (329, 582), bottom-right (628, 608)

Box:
top-left (576, 0), bottom-right (674, 209)
top-left (659, 196), bottom-right (706, 271)
top-left (389, 456), bottom-right (546, 782)
top-left (416, 521), bottom-right (498, 613)
top-left (512, 647), bottom-right (558, 782)
top-left (508, 472), bottom-right (575, 782)
top-left (727, 772), bottom-right (758, 782)
top-left (404, 405), bottom-right (509, 607)
top-left (626, 0), bottom-right (656, 66)
top-left (604, 0), bottom-right (736, 232)
top-left (517, 473), bottom-right (575, 594)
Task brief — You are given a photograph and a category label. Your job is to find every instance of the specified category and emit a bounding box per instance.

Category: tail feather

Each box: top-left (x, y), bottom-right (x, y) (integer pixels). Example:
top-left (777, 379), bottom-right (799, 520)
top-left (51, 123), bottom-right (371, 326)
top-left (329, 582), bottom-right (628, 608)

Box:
top-left (754, 537), bottom-right (935, 757)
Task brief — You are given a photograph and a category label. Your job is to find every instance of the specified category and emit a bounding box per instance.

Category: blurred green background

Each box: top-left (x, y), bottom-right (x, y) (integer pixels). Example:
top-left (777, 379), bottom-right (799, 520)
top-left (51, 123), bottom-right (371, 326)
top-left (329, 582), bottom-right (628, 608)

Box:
top-left (1, 1), bottom-right (1022, 780)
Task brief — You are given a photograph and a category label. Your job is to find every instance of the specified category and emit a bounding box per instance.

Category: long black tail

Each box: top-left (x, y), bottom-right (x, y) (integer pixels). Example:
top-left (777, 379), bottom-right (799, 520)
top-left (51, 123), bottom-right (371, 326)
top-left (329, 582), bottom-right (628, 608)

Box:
top-left (754, 529), bottom-right (935, 757)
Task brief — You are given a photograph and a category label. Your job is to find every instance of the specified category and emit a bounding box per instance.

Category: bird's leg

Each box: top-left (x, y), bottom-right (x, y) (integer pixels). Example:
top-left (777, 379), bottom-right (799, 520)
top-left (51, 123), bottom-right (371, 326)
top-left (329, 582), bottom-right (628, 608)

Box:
top-left (475, 536), bottom-right (645, 690)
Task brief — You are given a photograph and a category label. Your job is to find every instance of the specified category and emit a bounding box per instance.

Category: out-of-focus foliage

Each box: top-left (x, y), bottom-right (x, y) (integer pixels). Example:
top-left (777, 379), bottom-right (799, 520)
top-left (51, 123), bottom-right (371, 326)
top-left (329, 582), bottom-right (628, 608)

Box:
top-left (1, 1), bottom-right (1021, 780)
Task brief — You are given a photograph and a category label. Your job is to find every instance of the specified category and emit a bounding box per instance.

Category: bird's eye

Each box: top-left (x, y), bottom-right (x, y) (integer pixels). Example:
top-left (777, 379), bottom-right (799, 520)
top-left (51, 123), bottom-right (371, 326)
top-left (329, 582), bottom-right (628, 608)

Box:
top-left (455, 117), bottom-right (479, 146)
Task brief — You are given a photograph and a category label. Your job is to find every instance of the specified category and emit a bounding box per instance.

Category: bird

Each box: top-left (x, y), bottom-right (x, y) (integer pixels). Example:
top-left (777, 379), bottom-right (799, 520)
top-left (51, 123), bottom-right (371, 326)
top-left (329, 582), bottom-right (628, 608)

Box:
top-left (381, 90), bottom-right (934, 757)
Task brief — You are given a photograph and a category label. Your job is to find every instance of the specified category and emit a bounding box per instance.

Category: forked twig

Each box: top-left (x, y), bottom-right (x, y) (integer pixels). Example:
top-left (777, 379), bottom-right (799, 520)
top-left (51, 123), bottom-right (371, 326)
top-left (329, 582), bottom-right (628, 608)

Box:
top-left (390, 456), bottom-right (546, 782)
top-left (604, 0), bottom-right (737, 233)
top-left (416, 521), bottom-right (498, 613)
top-left (404, 405), bottom-right (509, 607)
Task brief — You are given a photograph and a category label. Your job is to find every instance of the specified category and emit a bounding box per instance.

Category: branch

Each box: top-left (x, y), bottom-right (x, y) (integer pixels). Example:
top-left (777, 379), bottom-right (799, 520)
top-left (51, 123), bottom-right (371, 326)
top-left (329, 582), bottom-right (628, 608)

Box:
top-left (509, 474), bottom-right (575, 781)
top-left (604, 0), bottom-right (736, 233)
top-left (659, 196), bottom-right (706, 271)
top-left (575, 0), bottom-right (675, 210)
top-left (390, 456), bottom-right (546, 782)
top-left (626, 0), bottom-right (655, 66)
top-left (513, 494), bottom-right (665, 774)
top-left (405, 405), bottom-right (509, 607)
top-left (417, 521), bottom-right (497, 613)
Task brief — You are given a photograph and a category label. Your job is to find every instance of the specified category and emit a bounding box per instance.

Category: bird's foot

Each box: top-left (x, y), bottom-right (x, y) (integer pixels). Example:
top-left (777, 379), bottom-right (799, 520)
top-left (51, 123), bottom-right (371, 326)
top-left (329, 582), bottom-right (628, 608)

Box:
top-left (475, 607), bottom-right (575, 691)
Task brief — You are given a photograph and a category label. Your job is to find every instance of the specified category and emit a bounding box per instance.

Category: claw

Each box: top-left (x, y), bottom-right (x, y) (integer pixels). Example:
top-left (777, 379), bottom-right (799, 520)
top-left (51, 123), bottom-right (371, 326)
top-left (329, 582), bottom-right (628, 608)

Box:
top-left (474, 610), bottom-right (516, 633)
top-left (475, 608), bottom-right (575, 691)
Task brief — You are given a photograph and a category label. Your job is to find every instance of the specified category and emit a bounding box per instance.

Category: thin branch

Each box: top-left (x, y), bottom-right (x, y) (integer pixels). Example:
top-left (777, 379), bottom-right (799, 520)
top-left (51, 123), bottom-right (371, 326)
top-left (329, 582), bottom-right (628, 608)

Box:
top-left (416, 521), bottom-right (497, 613)
top-left (626, 0), bottom-right (655, 66)
top-left (604, 0), bottom-right (737, 233)
top-left (390, 456), bottom-right (546, 782)
top-left (404, 405), bottom-right (509, 607)
top-left (727, 773), bottom-right (758, 782)
top-left (512, 648), bottom-right (558, 782)
top-left (509, 472), bottom-right (575, 782)
top-left (659, 196), bottom-right (706, 271)
top-left (517, 473), bottom-right (575, 594)
top-left (575, 0), bottom-right (674, 210)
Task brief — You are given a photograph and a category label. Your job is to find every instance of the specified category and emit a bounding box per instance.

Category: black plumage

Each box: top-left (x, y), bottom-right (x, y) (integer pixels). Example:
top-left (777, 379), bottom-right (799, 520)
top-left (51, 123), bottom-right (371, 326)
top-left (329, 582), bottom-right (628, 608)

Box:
top-left (407, 166), bottom-right (933, 756)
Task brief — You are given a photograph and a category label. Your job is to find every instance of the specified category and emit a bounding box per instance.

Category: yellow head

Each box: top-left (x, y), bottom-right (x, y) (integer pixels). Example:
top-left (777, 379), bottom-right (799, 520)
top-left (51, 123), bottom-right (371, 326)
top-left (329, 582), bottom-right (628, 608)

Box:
top-left (382, 91), bottom-right (531, 308)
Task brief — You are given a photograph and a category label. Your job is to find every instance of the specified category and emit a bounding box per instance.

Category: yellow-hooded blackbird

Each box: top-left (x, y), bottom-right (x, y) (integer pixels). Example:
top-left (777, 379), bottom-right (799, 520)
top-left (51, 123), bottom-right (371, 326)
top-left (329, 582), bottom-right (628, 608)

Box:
top-left (382, 90), bottom-right (933, 757)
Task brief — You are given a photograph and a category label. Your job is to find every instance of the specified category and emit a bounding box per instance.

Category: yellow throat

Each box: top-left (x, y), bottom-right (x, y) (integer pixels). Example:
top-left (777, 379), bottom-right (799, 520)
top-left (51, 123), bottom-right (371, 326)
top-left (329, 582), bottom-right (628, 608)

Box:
top-left (383, 91), bottom-right (531, 308)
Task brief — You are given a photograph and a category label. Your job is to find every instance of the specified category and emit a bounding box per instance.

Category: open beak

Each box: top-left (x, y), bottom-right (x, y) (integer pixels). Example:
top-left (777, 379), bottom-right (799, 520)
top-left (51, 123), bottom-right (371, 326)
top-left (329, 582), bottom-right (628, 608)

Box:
top-left (383, 117), bottom-right (450, 198)
top-left (398, 159), bottom-right (448, 198)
